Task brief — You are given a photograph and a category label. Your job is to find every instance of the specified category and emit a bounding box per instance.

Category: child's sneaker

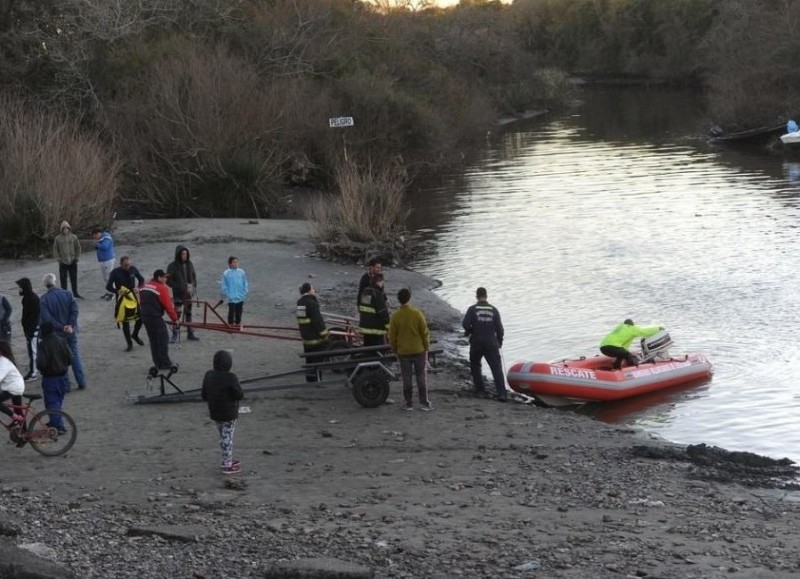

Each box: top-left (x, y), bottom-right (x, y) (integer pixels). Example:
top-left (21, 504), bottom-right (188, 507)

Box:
top-left (420, 403), bottom-right (435, 412)
top-left (221, 463), bottom-right (241, 475)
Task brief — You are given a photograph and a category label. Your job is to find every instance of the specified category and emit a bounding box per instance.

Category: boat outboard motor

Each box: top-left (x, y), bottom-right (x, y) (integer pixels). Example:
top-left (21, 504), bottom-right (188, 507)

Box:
top-left (640, 329), bottom-right (672, 359)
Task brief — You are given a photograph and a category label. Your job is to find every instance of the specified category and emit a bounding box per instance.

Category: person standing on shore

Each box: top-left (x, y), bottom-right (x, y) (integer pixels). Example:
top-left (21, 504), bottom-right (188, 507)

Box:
top-left (107, 256), bottom-right (145, 352)
top-left (296, 283), bottom-right (329, 382)
top-left (201, 350), bottom-right (244, 475)
top-left (36, 322), bottom-right (72, 434)
top-left (220, 256), bottom-right (249, 326)
top-left (357, 258), bottom-right (382, 304)
top-left (388, 288), bottom-right (432, 411)
top-left (599, 319), bottom-right (661, 370)
top-left (53, 221), bottom-right (82, 298)
top-left (462, 287), bottom-right (507, 402)
top-left (39, 273), bottom-right (87, 391)
top-left (0, 292), bottom-right (11, 342)
top-left (139, 269), bottom-right (179, 371)
top-left (167, 245), bottom-right (199, 342)
top-left (15, 278), bottom-right (40, 381)
top-left (92, 227), bottom-right (116, 300)
top-left (358, 273), bottom-right (390, 348)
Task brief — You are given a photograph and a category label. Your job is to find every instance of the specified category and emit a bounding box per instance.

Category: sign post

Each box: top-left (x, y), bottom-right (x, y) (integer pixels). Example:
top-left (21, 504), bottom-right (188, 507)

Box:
top-left (329, 116), bottom-right (354, 161)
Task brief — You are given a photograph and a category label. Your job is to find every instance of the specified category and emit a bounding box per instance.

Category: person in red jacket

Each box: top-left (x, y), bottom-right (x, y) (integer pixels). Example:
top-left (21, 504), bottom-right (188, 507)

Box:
top-left (138, 269), bottom-right (179, 371)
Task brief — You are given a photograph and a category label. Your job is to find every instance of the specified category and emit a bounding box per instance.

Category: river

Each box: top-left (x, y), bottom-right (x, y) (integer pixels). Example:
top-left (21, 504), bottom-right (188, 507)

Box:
top-left (407, 87), bottom-right (800, 462)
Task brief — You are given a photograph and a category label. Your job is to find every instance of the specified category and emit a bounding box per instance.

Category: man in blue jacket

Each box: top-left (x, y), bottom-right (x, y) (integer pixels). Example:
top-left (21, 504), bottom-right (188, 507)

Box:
top-left (92, 227), bottom-right (116, 300)
top-left (39, 273), bottom-right (87, 390)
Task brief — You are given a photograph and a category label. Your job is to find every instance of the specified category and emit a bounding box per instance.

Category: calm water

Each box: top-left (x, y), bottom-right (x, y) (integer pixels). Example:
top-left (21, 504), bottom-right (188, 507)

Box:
top-left (407, 87), bottom-right (800, 462)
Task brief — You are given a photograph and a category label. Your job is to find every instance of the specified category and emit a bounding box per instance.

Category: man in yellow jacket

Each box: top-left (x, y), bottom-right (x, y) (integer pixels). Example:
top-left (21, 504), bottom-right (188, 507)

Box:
top-left (600, 319), bottom-right (660, 370)
top-left (388, 288), bottom-right (432, 411)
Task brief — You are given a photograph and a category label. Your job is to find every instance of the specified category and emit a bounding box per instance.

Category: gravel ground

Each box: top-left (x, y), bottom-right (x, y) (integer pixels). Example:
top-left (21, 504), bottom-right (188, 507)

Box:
top-left (1, 219), bottom-right (800, 579)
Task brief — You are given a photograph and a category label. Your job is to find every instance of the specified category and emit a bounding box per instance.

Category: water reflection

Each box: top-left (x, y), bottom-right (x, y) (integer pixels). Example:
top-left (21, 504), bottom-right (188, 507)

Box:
top-left (408, 87), bottom-right (800, 462)
top-left (577, 377), bottom-right (714, 425)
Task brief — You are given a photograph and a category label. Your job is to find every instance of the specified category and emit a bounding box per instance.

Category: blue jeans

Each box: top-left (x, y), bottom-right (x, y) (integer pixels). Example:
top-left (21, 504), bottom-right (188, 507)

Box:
top-left (42, 375), bottom-right (69, 429)
top-left (58, 331), bottom-right (86, 387)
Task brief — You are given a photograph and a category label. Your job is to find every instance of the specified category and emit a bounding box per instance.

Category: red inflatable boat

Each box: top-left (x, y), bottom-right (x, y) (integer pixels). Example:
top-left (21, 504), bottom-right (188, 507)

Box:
top-left (506, 331), bottom-right (713, 406)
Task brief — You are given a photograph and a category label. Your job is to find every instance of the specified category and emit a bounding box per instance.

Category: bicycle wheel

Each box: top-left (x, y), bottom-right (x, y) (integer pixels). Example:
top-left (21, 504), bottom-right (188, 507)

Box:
top-left (26, 410), bottom-right (77, 456)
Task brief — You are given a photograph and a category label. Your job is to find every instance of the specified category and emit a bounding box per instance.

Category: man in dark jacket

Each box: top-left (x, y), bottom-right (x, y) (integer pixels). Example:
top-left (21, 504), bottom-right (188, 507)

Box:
top-left (358, 273), bottom-right (390, 348)
top-left (139, 269), bottom-right (179, 371)
top-left (106, 256), bottom-right (145, 351)
top-left (166, 244), bottom-right (199, 342)
top-left (36, 321), bottom-right (72, 433)
top-left (357, 258), bottom-right (382, 305)
top-left (201, 350), bottom-right (244, 475)
top-left (0, 292), bottom-right (11, 342)
top-left (296, 283), bottom-right (329, 382)
top-left (462, 287), bottom-right (507, 401)
top-left (15, 278), bottom-right (40, 381)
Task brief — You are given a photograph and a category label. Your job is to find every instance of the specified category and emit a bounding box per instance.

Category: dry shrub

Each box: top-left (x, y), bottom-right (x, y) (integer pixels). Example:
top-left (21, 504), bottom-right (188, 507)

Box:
top-left (109, 43), bottom-right (289, 217)
top-left (307, 158), bottom-right (410, 250)
top-left (0, 96), bottom-right (120, 245)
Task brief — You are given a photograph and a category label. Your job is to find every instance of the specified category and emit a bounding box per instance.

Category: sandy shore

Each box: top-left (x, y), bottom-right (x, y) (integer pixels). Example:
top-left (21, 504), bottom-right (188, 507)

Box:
top-left (1, 219), bottom-right (800, 579)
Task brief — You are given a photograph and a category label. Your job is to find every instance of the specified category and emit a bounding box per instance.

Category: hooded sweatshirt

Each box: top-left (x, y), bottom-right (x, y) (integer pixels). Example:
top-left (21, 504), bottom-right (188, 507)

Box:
top-left (166, 244), bottom-right (197, 301)
top-left (53, 220), bottom-right (81, 265)
top-left (201, 350), bottom-right (243, 422)
top-left (15, 278), bottom-right (40, 339)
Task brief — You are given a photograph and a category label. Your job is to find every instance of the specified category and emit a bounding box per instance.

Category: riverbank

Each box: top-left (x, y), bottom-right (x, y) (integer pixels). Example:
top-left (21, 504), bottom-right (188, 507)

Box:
top-left (1, 219), bottom-right (800, 579)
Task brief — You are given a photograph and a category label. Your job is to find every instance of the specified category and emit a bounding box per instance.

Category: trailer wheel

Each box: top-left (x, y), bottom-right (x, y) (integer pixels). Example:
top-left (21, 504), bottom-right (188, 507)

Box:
top-left (352, 370), bottom-right (390, 408)
top-left (325, 338), bottom-right (353, 373)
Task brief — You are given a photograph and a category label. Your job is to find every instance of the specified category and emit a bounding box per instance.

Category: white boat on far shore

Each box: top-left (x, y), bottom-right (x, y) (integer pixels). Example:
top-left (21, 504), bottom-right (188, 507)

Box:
top-left (780, 131), bottom-right (800, 148)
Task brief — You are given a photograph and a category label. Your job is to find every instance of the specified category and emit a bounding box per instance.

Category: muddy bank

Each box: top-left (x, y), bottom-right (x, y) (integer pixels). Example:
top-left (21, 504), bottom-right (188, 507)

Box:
top-left (0, 219), bottom-right (799, 579)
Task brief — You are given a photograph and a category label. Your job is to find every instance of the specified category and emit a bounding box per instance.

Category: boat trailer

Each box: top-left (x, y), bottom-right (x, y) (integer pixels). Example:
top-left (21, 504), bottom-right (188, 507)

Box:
top-left (134, 343), bottom-right (442, 408)
top-left (171, 299), bottom-right (361, 344)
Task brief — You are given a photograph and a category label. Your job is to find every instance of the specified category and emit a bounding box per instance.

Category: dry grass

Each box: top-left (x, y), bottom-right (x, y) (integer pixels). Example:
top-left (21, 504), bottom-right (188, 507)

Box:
top-left (109, 44), bottom-right (290, 217)
top-left (307, 158), bottom-right (410, 250)
top-left (0, 96), bottom-right (120, 243)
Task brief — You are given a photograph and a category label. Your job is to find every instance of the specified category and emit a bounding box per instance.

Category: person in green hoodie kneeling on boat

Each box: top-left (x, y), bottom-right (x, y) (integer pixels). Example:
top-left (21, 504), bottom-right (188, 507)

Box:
top-left (599, 319), bottom-right (661, 370)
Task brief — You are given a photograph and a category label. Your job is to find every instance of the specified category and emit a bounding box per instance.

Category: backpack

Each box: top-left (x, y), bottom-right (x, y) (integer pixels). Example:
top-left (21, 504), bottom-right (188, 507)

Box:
top-left (114, 288), bottom-right (139, 324)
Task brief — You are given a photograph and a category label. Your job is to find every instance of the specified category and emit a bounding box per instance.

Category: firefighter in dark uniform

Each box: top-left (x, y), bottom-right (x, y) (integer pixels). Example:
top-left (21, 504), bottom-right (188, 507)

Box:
top-left (296, 282), bottom-right (329, 382)
top-left (357, 258), bottom-right (382, 305)
top-left (462, 286), bottom-right (507, 401)
top-left (358, 273), bottom-right (390, 348)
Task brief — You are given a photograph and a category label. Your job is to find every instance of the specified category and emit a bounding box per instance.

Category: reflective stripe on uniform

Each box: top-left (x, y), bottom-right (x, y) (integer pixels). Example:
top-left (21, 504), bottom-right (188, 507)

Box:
top-left (359, 327), bottom-right (387, 336)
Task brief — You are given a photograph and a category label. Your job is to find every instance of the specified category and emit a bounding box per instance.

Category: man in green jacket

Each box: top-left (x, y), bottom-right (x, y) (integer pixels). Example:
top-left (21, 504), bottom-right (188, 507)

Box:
top-left (53, 221), bottom-right (83, 298)
top-left (599, 319), bottom-right (660, 369)
top-left (388, 288), bottom-right (432, 411)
